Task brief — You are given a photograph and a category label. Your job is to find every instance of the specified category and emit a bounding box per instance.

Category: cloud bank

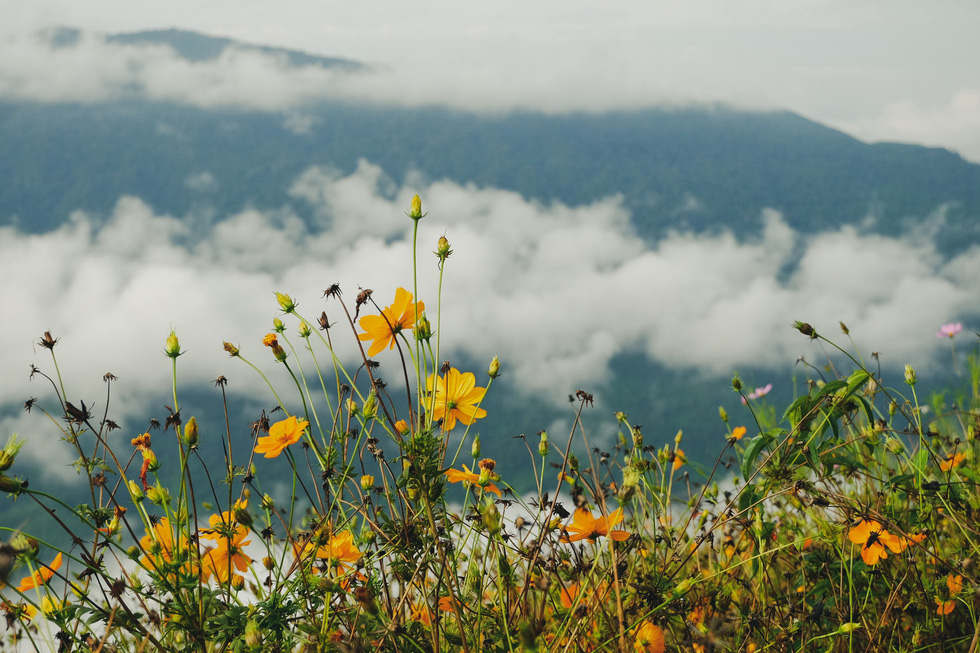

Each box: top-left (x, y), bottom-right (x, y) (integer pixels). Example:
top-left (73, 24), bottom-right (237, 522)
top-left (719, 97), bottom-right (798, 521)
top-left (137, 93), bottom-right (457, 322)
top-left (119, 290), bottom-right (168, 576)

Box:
top-left (3, 161), bottom-right (977, 477)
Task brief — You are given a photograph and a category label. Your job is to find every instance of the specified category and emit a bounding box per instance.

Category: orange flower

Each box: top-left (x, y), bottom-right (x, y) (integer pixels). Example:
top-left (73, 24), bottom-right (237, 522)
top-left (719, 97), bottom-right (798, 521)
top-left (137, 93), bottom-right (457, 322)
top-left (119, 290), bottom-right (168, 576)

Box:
top-left (561, 508), bottom-right (630, 543)
top-left (444, 464), bottom-right (501, 497)
top-left (936, 598), bottom-right (956, 615)
top-left (254, 415), bottom-right (309, 458)
top-left (139, 517), bottom-right (201, 580)
top-left (313, 530), bottom-right (362, 574)
top-left (357, 288), bottom-right (424, 357)
top-left (262, 333), bottom-right (278, 347)
top-left (730, 426), bottom-right (747, 441)
top-left (201, 525), bottom-right (252, 584)
top-left (426, 367), bottom-right (487, 431)
top-left (940, 452), bottom-right (966, 472)
top-left (948, 574), bottom-right (964, 595)
top-left (632, 621), bottom-right (666, 653)
top-left (673, 448), bottom-right (686, 471)
top-left (847, 519), bottom-right (906, 566)
top-left (16, 552), bottom-right (62, 592)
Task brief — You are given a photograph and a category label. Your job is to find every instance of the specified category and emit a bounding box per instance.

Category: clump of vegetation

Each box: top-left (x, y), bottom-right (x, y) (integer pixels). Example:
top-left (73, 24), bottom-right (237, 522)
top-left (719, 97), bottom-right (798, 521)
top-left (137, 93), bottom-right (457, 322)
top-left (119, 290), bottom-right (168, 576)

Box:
top-left (1, 196), bottom-right (978, 652)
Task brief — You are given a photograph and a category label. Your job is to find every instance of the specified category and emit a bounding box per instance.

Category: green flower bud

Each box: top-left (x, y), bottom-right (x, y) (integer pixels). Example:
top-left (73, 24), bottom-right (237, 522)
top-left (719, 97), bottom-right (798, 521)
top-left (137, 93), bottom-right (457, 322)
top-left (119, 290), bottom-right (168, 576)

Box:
top-left (435, 234), bottom-right (453, 261)
top-left (164, 330), bottom-right (183, 359)
top-left (273, 318), bottom-right (285, 333)
top-left (718, 406), bottom-right (728, 423)
top-left (0, 434), bottom-right (24, 472)
top-left (0, 475), bottom-right (23, 495)
top-left (471, 434), bottom-right (481, 459)
top-left (487, 355), bottom-right (501, 379)
top-left (223, 341), bottom-right (240, 357)
top-left (904, 364), bottom-right (917, 386)
top-left (298, 321), bottom-right (313, 338)
top-left (538, 430), bottom-right (549, 457)
top-left (128, 479), bottom-right (145, 502)
top-left (275, 292), bottom-right (297, 314)
top-left (183, 417), bottom-right (199, 448)
top-left (409, 194), bottom-right (424, 221)
top-left (362, 392), bottom-right (378, 420)
top-left (414, 313), bottom-right (433, 341)
top-left (885, 436), bottom-right (905, 454)
top-left (732, 375), bottom-right (742, 392)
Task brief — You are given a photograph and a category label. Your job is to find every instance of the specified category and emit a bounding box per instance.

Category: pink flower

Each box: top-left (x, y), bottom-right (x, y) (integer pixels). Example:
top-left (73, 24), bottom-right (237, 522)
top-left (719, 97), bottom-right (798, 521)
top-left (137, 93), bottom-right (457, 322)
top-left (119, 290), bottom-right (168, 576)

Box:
top-left (741, 383), bottom-right (773, 404)
top-left (937, 323), bottom-right (962, 339)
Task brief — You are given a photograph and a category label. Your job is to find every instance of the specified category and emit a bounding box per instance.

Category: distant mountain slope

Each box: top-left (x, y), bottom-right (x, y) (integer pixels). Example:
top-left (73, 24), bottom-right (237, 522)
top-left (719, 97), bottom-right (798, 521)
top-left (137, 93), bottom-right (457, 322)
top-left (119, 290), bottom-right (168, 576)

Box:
top-left (2, 29), bottom-right (979, 255)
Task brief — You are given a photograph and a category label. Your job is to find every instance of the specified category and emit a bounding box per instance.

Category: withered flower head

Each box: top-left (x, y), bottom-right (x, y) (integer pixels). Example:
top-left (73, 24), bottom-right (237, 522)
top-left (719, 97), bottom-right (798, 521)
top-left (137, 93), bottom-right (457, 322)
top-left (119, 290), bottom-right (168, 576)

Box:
top-left (317, 311), bottom-right (331, 331)
top-left (322, 283), bottom-right (341, 299)
top-left (38, 332), bottom-right (58, 350)
top-left (793, 321), bottom-right (815, 337)
top-left (224, 342), bottom-right (240, 356)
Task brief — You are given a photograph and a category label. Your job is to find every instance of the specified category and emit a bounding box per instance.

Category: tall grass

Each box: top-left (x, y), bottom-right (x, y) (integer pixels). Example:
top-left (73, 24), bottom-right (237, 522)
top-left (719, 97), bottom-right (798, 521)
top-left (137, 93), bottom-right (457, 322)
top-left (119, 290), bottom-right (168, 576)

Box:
top-left (1, 196), bottom-right (977, 652)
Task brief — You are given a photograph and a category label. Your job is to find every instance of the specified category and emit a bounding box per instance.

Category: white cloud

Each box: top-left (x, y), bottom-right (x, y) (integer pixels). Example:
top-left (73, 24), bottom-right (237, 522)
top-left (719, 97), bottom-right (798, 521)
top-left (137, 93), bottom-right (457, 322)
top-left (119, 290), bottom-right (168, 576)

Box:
top-left (3, 161), bottom-right (976, 475)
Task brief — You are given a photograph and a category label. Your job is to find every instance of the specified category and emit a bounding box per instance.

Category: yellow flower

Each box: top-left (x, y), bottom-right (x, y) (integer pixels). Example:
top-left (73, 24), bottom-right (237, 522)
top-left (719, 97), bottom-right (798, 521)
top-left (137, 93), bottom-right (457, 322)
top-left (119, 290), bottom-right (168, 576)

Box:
top-left (730, 426), bottom-right (747, 441)
top-left (314, 530), bottom-right (362, 574)
top-left (357, 288), bottom-right (424, 357)
top-left (16, 552), bottom-right (62, 592)
top-left (254, 416), bottom-right (309, 458)
top-left (445, 464), bottom-right (502, 497)
top-left (561, 508), bottom-right (630, 543)
top-left (426, 367), bottom-right (487, 431)
top-left (201, 524), bottom-right (252, 584)
top-left (139, 517), bottom-right (199, 580)
top-left (940, 452), bottom-right (966, 472)
top-left (262, 333), bottom-right (278, 347)
top-left (633, 621), bottom-right (666, 653)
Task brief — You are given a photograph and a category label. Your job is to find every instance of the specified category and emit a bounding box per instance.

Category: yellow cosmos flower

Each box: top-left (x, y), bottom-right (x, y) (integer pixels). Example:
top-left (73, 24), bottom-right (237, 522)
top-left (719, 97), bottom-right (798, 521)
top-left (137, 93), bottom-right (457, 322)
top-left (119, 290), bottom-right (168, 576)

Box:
top-left (426, 367), bottom-right (487, 431)
top-left (254, 416), bottom-right (309, 458)
top-left (201, 525), bottom-right (252, 584)
top-left (633, 621), bottom-right (666, 653)
top-left (561, 508), bottom-right (630, 543)
top-left (444, 464), bottom-right (502, 497)
top-left (673, 448), bottom-right (687, 471)
top-left (730, 426), bottom-right (747, 441)
top-left (139, 517), bottom-right (201, 580)
top-left (940, 452), bottom-right (966, 472)
top-left (16, 552), bottom-right (62, 592)
top-left (357, 288), bottom-right (424, 357)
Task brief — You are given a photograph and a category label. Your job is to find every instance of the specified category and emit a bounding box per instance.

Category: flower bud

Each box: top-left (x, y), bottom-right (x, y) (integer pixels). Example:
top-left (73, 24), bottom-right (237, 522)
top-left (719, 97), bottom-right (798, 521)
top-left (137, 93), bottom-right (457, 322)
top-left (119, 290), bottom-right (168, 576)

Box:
top-left (435, 235), bottom-right (453, 261)
top-left (273, 318), bottom-right (285, 333)
top-left (839, 321), bottom-right (849, 335)
top-left (885, 437), bottom-right (905, 454)
top-left (0, 475), bottom-right (23, 495)
top-left (271, 342), bottom-right (288, 362)
top-left (409, 194), bottom-right (424, 220)
top-left (275, 292), bottom-right (297, 314)
top-left (614, 411), bottom-right (627, 423)
top-left (223, 341), bottom-right (240, 357)
top-left (262, 556), bottom-right (275, 570)
top-left (732, 375), bottom-right (742, 392)
top-left (244, 619), bottom-right (262, 649)
top-left (164, 330), bottom-right (183, 359)
top-left (362, 392), bottom-right (378, 420)
top-left (230, 574), bottom-right (245, 591)
top-left (904, 364), bottom-right (917, 386)
top-left (414, 314), bottom-right (433, 341)
top-left (471, 434), bottom-right (481, 459)
top-left (632, 426), bottom-right (643, 449)
top-left (568, 453), bottom-right (579, 471)
top-left (480, 501), bottom-right (501, 535)
top-left (233, 505), bottom-right (253, 528)
top-left (346, 398), bottom-right (358, 416)
top-left (487, 355), bottom-right (501, 379)
top-left (675, 429), bottom-right (684, 446)
top-left (793, 321), bottom-right (815, 337)
top-left (538, 430), bottom-right (549, 457)
top-left (718, 406), bottom-right (728, 423)
top-left (0, 434), bottom-right (24, 472)
top-left (183, 417), bottom-right (199, 448)
top-left (360, 475), bottom-right (375, 492)
top-left (128, 479), bottom-right (145, 502)
top-left (298, 321), bottom-right (313, 339)
top-left (261, 493), bottom-right (275, 511)
top-left (146, 485), bottom-right (169, 505)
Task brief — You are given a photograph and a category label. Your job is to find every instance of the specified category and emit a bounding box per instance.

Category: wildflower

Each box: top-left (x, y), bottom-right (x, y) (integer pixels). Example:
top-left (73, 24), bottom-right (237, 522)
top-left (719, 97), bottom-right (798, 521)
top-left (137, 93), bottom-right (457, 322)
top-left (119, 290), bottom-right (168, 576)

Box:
top-left (427, 367), bottom-right (487, 431)
top-left (262, 333), bottom-right (278, 347)
top-left (254, 415), bottom-right (309, 458)
top-left (904, 364), bottom-right (916, 386)
top-left (16, 552), bottom-right (62, 592)
top-left (729, 426), bottom-right (747, 441)
top-left (201, 525), bottom-right (252, 584)
top-left (275, 291), bottom-right (297, 314)
top-left (948, 574), bottom-right (964, 595)
top-left (139, 517), bottom-right (197, 580)
top-left (936, 598), bottom-right (956, 615)
top-left (741, 383), bottom-right (772, 404)
top-left (394, 419), bottom-right (410, 436)
top-left (183, 416), bottom-right (199, 448)
top-left (409, 194), bottom-right (424, 220)
top-left (847, 519), bottom-right (906, 566)
top-left (632, 621), bottom-right (666, 653)
top-left (561, 508), bottom-right (630, 543)
top-left (939, 452), bottom-right (966, 472)
top-left (303, 530), bottom-right (362, 575)
top-left (445, 464), bottom-right (502, 497)
top-left (358, 288), bottom-right (425, 356)
top-left (937, 322), bottom-right (962, 339)
top-left (672, 448), bottom-right (686, 471)
top-left (0, 434), bottom-right (24, 472)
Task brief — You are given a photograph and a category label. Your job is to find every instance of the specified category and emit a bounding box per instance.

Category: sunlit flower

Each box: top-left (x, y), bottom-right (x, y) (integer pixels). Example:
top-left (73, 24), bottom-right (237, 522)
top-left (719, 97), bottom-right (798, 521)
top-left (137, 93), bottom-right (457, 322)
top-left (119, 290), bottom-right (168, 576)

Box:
top-left (201, 524), bottom-right (252, 584)
top-left (357, 288), bottom-right (424, 356)
top-left (254, 415), bottom-right (309, 458)
top-left (427, 367), bottom-right (487, 431)
top-left (940, 452), bottom-right (966, 472)
top-left (936, 598), bottom-right (956, 615)
top-left (948, 574), bottom-right (964, 595)
top-left (729, 426), bottom-right (747, 441)
top-left (847, 519), bottom-right (906, 566)
top-left (314, 530), bottom-right (362, 574)
top-left (139, 517), bottom-right (199, 580)
top-left (937, 322), bottom-right (962, 339)
top-left (16, 552), bottom-right (62, 592)
top-left (262, 333), bottom-right (278, 347)
top-left (561, 508), bottom-right (630, 543)
top-left (445, 464), bottom-right (501, 497)
top-left (632, 621), bottom-right (666, 653)
top-left (672, 448), bottom-right (686, 471)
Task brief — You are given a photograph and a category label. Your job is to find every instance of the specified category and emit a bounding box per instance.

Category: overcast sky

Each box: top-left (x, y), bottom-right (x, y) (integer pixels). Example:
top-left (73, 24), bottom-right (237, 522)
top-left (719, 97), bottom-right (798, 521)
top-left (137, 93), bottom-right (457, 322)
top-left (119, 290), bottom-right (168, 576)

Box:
top-left (2, 0), bottom-right (979, 161)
